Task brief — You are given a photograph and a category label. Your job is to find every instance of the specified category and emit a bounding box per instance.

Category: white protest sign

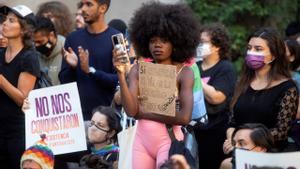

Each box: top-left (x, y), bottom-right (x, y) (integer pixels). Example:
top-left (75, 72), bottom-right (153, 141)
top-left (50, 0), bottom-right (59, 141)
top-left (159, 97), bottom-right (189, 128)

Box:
top-left (139, 62), bottom-right (177, 117)
top-left (236, 149), bottom-right (300, 168)
top-left (25, 82), bottom-right (87, 155)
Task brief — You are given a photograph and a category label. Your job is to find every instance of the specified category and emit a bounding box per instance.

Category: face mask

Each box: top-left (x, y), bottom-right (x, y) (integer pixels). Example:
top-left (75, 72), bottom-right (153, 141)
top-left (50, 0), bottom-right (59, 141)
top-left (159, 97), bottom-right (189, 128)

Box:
top-left (196, 43), bottom-right (212, 61)
top-left (231, 147), bottom-right (251, 169)
top-left (36, 41), bottom-right (54, 56)
top-left (245, 51), bottom-right (266, 70)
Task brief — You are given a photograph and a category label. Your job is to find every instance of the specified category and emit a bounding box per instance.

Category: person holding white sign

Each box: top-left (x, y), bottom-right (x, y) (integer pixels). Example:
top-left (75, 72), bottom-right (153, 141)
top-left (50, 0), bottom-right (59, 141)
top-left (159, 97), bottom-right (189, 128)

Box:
top-left (220, 123), bottom-right (274, 169)
top-left (113, 2), bottom-right (200, 169)
top-left (0, 5), bottom-right (40, 169)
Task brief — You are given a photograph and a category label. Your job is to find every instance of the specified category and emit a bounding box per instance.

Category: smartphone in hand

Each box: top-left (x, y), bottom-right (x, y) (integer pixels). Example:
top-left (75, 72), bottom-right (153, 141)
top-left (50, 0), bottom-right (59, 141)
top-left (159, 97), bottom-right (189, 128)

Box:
top-left (111, 33), bottom-right (129, 64)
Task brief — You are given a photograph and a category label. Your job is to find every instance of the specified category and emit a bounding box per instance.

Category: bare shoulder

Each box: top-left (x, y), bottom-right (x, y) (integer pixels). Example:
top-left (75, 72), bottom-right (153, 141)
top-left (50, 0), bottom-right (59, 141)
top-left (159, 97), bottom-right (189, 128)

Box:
top-left (177, 66), bottom-right (194, 88)
top-left (179, 66), bottom-right (194, 80)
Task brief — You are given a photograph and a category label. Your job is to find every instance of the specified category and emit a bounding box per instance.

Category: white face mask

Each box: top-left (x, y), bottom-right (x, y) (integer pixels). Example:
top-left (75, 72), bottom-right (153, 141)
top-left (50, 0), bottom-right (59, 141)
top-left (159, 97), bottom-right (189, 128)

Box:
top-left (196, 43), bottom-right (212, 61)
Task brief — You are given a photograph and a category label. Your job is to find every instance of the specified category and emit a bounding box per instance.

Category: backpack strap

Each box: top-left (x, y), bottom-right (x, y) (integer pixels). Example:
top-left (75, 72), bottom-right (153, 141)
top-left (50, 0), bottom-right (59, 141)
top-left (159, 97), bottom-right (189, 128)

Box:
top-left (166, 124), bottom-right (177, 141)
top-left (177, 65), bottom-right (185, 75)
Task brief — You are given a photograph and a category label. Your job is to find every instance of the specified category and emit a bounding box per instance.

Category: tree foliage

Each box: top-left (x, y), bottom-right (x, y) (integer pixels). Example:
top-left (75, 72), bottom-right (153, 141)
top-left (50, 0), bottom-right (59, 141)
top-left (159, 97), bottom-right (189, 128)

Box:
top-left (186, 0), bottom-right (299, 72)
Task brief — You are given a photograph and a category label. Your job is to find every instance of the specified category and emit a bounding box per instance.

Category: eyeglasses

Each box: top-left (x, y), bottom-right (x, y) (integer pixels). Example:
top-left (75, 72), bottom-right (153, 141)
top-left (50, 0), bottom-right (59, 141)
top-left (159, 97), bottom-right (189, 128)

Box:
top-left (88, 121), bottom-right (109, 132)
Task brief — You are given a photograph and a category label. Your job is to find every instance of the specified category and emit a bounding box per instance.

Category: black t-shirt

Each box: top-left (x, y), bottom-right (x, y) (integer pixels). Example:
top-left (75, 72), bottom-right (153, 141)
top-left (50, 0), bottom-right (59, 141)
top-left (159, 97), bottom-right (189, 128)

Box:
top-left (0, 48), bottom-right (40, 137)
top-left (230, 80), bottom-right (298, 150)
top-left (197, 60), bottom-right (237, 129)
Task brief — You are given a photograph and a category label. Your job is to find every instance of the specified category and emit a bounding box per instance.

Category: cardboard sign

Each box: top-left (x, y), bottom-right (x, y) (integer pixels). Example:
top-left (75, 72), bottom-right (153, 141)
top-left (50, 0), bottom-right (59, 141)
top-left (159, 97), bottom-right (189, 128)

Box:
top-left (139, 62), bottom-right (177, 117)
top-left (25, 82), bottom-right (87, 155)
top-left (236, 149), bottom-right (300, 168)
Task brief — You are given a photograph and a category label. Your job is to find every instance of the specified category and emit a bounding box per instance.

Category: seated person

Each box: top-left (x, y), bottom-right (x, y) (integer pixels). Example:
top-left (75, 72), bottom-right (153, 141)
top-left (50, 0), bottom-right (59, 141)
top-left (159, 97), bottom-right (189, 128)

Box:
top-left (220, 123), bottom-right (274, 169)
top-left (80, 106), bottom-right (122, 168)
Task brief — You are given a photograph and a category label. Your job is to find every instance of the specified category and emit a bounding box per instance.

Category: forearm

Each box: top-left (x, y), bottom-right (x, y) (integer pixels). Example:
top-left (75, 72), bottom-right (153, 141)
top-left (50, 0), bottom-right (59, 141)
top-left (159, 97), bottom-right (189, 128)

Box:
top-left (1, 78), bottom-right (28, 106)
top-left (271, 87), bottom-right (298, 141)
top-left (91, 70), bottom-right (118, 89)
top-left (202, 82), bottom-right (225, 104)
top-left (119, 74), bottom-right (138, 117)
top-left (226, 127), bottom-right (235, 140)
top-left (270, 119), bottom-right (293, 141)
top-left (59, 62), bottom-right (76, 83)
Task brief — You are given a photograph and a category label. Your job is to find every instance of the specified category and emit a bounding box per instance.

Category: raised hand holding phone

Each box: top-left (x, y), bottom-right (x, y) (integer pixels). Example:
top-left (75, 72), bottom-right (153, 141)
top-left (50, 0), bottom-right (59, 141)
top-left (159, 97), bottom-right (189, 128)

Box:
top-left (112, 33), bottom-right (130, 74)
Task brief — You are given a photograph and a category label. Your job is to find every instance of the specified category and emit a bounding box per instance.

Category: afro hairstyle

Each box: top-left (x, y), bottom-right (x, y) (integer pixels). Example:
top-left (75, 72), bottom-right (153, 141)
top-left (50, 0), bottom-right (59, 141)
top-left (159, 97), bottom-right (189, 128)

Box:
top-left (129, 2), bottom-right (200, 63)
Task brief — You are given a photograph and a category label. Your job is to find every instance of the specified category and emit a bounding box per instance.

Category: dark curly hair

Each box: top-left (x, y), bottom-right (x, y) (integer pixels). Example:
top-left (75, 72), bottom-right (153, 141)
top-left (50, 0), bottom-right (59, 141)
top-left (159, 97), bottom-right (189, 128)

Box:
top-left (129, 2), bottom-right (200, 63)
top-left (91, 106), bottom-right (122, 144)
top-left (200, 23), bottom-right (231, 60)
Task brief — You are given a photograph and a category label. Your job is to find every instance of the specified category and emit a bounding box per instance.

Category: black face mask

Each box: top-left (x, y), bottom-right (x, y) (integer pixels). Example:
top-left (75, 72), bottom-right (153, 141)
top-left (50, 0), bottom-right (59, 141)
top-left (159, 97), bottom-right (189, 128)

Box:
top-left (36, 41), bottom-right (54, 56)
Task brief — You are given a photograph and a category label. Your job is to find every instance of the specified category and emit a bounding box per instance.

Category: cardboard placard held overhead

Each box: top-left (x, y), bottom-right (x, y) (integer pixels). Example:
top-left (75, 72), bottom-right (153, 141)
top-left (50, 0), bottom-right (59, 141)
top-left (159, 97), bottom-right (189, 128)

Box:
top-left (139, 62), bottom-right (177, 117)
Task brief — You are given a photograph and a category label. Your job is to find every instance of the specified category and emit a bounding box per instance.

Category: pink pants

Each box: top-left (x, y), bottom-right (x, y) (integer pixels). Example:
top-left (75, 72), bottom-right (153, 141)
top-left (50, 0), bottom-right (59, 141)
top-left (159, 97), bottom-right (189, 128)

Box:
top-left (132, 120), bottom-right (183, 169)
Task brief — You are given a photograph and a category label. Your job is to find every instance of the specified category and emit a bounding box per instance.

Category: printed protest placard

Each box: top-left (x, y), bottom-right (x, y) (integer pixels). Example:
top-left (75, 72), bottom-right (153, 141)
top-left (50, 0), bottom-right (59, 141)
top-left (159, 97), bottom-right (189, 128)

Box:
top-left (235, 149), bottom-right (300, 168)
top-left (139, 62), bottom-right (177, 117)
top-left (25, 82), bottom-right (87, 155)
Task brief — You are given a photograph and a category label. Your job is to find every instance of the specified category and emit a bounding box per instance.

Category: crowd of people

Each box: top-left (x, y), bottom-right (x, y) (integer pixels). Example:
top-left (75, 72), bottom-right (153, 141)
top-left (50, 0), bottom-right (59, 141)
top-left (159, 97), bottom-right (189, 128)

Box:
top-left (0, 0), bottom-right (299, 169)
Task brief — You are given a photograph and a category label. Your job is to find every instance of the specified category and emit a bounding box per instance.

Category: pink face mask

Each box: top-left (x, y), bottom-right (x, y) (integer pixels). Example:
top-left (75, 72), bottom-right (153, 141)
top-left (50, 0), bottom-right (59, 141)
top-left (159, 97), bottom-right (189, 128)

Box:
top-left (245, 51), bottom-right (265, 70)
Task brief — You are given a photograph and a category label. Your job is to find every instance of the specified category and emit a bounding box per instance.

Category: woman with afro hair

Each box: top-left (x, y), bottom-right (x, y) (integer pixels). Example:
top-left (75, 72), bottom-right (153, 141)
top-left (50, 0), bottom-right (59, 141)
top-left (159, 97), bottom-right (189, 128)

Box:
top-left (113, 2), bottom-right (200, 169)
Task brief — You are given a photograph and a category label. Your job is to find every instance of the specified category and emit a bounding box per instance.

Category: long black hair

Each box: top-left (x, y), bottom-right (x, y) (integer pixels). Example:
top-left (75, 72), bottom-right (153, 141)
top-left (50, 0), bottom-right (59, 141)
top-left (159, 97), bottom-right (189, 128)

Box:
top-left (231, 28), bottom-right (290, 111)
